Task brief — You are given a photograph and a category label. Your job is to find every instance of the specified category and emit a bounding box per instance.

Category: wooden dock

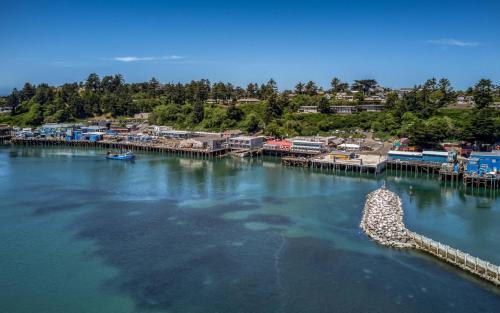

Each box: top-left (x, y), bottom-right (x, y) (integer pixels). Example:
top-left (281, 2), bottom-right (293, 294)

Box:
top-left (10, 138), bottom-right (228, 158)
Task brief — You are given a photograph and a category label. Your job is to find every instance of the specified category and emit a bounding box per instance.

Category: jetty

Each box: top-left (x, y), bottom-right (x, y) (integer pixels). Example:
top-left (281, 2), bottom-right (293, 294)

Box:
top-left (361, 187), bottom-right (500, 286)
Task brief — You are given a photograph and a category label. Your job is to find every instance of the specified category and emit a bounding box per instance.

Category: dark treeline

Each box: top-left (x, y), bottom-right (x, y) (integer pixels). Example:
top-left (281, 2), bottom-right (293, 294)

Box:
top-left (0, 74), bottom-right (499, 148)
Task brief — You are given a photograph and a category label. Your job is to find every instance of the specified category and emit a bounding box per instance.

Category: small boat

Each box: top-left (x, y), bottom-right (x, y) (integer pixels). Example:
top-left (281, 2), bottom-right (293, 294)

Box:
top-left (106, 150), bottom-right (135, 161)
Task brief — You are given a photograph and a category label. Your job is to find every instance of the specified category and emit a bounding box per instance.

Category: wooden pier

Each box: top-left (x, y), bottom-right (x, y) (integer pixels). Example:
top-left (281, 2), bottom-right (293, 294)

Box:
top-left (362, 187), bottom-right (500, 287)
top-left (0, 125), bottom-right (11, 144)
top-left (463, 173), bottom-right (500, 189)
top-left (10, 138), bottom-right (228, 158)
top-left (387, 160), bottom-right (442, 174)
top-left (281, 156), bottom-right (310, 167)
top-left (410, 232), bottom-right (500, 286)
top-left (311, 158), bottom-right (386, 174)
top-left (262, 148), bottom-right (319, 158)
top-left (282, 155), bottom-right (386, 174)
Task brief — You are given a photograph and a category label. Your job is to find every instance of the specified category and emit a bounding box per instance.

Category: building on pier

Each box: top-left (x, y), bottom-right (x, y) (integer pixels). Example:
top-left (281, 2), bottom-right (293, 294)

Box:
top-left (422, 150), bottom-right (455, 163)
top-left (388, 150), bottom-right (423, 162)
top-left (228, 136), bottom-right (264, 150)
top-left (180, 136), bottom-right (226, 150)
top-left (466, 151), bottom-right (500, 174)
top-left (263, 139), bottom-right (292, 151)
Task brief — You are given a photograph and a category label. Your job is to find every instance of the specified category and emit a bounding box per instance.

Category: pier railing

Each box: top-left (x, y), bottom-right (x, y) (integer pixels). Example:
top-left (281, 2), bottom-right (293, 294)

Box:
top-left (408, 231), bottom-right (500, 286)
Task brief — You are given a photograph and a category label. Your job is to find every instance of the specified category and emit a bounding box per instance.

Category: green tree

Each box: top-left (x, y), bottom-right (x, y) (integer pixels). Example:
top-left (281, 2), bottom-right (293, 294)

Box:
top-left (318, 97), bottom-right (330, 114)
top-left (473, 79), bottom-right (494, 109)
top-left (192, 101), bottom-right (205, 124)
top-left (244, 113), bottom-right (261, 133)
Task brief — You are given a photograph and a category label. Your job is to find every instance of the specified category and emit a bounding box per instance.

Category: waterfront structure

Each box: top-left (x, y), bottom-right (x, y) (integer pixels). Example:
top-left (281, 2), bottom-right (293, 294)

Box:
top-left (228, 136), bottom-right (264, 150)
top-left (466, 151), bottom-right (500, 174)
top-left (388, 150), bottom-right (423, 161)
top-left (338, 143), bottom-right (360, 151)
top-left (181, 136), bottom-right (227, 150)
top-left (263, 139), bottom-right (292, 151)
top-left (422, 151), bottom-right (453, 164)
top-left (222, 129), bottom-right (243, 138)
top-left (0, 124), bottom-right (11, 143)
top-left (160, 130), bottom-right (192, 139)
top-left (291, 136), bottom-right (335, 153)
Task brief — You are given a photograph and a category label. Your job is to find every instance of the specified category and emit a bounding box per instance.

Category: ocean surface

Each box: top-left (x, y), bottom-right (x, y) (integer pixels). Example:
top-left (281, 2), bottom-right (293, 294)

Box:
top-left (0, 146), bottom-right (499, 313)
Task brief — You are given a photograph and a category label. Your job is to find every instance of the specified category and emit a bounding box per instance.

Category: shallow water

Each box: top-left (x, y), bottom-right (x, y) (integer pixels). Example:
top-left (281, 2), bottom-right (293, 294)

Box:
top-left (0, 146), bottom-right (499, 313)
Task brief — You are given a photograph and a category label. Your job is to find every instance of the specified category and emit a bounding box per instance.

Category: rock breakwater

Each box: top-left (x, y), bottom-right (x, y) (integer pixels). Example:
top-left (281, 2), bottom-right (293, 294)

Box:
top-left (360, 187), bottom-right (416, 248)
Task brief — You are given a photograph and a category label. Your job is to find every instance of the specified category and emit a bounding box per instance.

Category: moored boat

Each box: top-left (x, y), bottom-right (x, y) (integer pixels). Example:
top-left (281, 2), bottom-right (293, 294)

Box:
top-left (106, 150), bottom-right (135, 161)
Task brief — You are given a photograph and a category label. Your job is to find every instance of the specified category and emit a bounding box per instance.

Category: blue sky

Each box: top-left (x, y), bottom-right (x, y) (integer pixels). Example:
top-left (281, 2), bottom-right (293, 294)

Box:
top-left (0, 0), bottom-right (499, 94)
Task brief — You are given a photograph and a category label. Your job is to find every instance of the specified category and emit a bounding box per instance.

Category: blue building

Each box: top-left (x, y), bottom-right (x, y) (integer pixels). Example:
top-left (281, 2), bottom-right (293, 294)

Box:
top-left (388, 151), bottom-right (423, 162)
top-left (422, 151), bottom-right (454, 164)
top-left (466, 151), bottom-right (500, 174)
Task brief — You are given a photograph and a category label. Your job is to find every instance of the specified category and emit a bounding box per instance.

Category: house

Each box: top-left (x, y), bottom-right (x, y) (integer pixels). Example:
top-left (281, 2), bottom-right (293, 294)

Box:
top-left (358, 104), bottom-right (384, 112)
top-left (263, 139), bottom-right (292, 151)
top-left (456, 96), bottom-right (475, 106)
top-left (228, 136), bottom-right (264, 150)
top-left (336, 92), bottom-right (355, 102)
top-left (237, 98), bottom-right (261, 104)
top-left (331, 105), bottom-right (356, 114)
top-left (338, 143), bottom-right (360, 151)
top-left (133, 112), bottom-right (150, 119)
top-left (364, 95), bottom-right (385, 103)
top-left (298, 106), bottom-right (319, 113)
top-left (395, 88), bottom-right (414, 99)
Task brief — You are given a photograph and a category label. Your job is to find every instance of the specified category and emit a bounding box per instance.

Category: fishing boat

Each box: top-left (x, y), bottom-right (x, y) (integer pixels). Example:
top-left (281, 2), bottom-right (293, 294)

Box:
top-left (106, 150), bottom-right (135, 161)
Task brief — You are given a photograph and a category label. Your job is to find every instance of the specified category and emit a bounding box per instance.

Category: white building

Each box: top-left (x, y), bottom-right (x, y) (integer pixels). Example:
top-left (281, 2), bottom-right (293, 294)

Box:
top-left (298, 106), bottom-right (319, 113)
top-left (291, 136), bottom-right (335, 153)
top-left (336, 92), bottom-right (355, 102)
top-left (228, 136), bottom-right (264, 150)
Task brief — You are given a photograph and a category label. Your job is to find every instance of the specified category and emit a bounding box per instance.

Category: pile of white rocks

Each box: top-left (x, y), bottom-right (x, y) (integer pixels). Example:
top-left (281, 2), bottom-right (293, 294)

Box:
top-left (360, 187), bottom-right (416, 248)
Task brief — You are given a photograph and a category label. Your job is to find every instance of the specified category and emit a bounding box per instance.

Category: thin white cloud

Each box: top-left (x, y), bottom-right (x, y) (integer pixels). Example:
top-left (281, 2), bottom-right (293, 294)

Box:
top-left (426, 39), bottom-right (479, 47)
top-left (112, 55), bottom-right (186, 62)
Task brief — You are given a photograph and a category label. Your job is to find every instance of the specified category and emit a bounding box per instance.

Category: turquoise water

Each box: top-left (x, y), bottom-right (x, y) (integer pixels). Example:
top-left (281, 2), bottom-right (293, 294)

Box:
top-left (0, 146), bottom-right (499, 313)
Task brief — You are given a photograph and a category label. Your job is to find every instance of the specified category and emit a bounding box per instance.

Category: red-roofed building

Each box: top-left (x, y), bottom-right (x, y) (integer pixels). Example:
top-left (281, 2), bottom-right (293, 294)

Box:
top-left (263, 139), bottom-right (292, 151)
